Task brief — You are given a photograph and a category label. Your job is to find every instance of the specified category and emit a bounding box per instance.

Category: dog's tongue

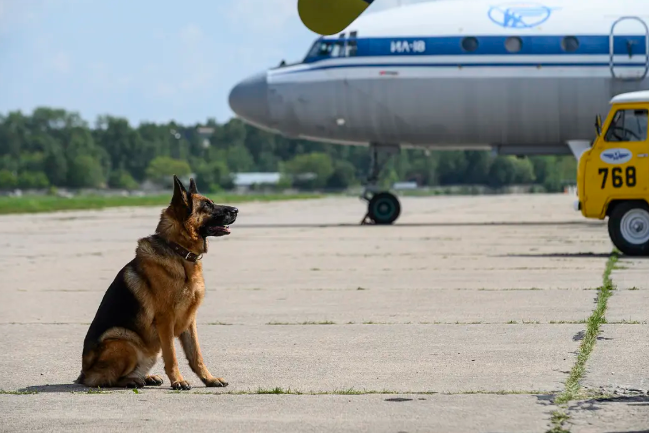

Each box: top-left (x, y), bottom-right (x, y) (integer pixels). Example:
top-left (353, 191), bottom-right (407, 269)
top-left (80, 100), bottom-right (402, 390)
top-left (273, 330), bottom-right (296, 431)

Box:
top-left (213, 226), bottom-right (230, 235)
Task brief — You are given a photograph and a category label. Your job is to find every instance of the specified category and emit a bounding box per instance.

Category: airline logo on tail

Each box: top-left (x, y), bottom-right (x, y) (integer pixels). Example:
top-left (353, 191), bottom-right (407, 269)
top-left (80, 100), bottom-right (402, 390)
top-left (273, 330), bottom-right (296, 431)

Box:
top-left (488, 2), bottom-right (557, 28)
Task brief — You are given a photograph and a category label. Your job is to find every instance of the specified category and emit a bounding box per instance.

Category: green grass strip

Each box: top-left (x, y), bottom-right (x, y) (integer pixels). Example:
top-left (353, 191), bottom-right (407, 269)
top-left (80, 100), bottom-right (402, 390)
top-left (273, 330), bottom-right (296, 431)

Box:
top-left (547, 250), bottom-right (619, 433)
top-left (0, 193), bottom-right (324, 215)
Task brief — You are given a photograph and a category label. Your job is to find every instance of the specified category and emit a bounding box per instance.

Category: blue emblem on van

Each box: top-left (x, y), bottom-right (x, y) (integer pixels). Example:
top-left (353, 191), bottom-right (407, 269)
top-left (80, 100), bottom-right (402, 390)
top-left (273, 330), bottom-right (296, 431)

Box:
top-left (488, 3), bottom-right (556, 28)
top-left (601, 148), bottom-right (633, 165)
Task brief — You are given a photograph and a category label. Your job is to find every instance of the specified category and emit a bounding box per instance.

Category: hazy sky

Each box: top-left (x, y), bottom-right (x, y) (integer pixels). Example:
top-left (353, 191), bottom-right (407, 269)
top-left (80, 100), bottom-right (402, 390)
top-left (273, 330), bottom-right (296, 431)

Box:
top-left (0, 0), bottom-right (430, 126)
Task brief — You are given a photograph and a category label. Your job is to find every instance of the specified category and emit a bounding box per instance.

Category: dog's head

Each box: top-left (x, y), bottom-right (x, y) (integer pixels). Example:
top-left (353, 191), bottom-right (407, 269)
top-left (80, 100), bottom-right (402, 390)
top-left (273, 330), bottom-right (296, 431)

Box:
top-left (165, 175), bottom-right (238, 239)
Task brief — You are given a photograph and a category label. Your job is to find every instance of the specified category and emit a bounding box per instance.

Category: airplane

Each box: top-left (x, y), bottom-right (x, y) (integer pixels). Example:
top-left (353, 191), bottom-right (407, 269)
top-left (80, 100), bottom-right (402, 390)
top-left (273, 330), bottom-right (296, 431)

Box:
top-left (228, 0), bottom-right (649, 225)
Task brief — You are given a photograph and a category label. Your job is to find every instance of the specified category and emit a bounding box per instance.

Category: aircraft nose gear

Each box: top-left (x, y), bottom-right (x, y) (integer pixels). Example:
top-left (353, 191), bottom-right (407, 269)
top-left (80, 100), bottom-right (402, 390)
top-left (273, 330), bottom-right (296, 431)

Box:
top-left (360, 143), bottom-right (402, 225)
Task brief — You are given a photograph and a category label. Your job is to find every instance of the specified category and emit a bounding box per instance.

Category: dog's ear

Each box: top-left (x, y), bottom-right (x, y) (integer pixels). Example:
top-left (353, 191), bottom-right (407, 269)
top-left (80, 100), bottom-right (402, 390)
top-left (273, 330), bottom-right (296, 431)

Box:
top-left (171, 175), bottom-right (191, 215)
top-left (189, 178), bottom-right (198, 196)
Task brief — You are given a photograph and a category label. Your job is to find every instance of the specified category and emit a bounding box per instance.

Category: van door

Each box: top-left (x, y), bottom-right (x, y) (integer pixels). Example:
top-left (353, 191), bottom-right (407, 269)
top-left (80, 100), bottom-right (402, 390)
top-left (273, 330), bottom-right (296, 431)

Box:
top-left (610, 16), bottom-right (649, 80)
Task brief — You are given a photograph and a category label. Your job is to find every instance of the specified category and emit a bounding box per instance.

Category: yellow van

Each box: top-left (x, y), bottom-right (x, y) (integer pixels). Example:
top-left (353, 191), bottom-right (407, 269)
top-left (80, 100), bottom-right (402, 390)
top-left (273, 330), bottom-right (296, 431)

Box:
top-left (576, 90), bottom-right (649, 256)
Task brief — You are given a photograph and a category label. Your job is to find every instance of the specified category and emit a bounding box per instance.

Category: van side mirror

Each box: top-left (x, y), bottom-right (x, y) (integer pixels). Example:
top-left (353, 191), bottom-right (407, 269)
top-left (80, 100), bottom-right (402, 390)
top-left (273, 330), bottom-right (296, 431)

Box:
top-left (595, 114), bottom-right (602, 137)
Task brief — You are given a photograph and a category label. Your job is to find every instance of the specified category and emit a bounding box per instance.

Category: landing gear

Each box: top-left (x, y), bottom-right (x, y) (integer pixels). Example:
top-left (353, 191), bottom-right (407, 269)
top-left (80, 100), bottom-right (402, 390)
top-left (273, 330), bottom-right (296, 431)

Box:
top-left (360, 143), bottom-right (401, 225)
top-left (366, 192), bottom-right (401, 225)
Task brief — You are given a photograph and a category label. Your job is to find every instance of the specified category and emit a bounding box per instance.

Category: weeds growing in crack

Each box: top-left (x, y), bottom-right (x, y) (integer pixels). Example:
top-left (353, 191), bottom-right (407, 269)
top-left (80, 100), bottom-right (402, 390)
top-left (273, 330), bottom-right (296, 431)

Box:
top-left (546, 250), bottom-right (619, 433)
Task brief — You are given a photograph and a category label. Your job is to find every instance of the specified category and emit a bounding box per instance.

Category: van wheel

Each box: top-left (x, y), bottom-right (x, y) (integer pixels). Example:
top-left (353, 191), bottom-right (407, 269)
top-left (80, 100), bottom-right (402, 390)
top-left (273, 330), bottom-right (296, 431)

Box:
top-left (608, 201), bottom-right (649, 256)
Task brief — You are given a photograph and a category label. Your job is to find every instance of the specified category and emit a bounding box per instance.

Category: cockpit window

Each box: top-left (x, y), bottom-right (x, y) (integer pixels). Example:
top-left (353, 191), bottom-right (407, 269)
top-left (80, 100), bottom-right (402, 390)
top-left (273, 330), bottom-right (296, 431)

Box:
top-left (305, 35), bottom-right (357, 61)
top-left (307, 40), bottom-right (339, 58)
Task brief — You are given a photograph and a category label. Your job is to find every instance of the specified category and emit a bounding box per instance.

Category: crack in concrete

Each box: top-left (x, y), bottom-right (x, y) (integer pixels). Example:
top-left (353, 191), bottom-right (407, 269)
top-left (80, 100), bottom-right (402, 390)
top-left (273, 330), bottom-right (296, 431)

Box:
top-left (547, 250), bottom-right (619, 433)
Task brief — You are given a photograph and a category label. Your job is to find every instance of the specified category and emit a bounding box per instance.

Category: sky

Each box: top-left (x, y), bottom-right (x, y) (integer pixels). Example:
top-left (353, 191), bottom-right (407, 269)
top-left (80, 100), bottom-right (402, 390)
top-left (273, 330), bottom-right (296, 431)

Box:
top-left (0, 0), bottom-right (431, 126)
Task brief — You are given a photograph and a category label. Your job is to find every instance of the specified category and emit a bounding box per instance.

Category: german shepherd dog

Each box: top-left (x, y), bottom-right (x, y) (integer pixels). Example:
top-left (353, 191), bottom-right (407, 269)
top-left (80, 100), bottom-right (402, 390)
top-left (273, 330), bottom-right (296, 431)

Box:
top-left (75, 175), bottom-right (238, 390)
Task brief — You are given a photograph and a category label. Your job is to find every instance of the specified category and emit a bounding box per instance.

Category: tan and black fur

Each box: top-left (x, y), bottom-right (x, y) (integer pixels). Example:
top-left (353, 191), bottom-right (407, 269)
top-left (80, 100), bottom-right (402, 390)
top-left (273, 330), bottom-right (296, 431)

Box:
top-left (75, 175), bottom-right (238, 390)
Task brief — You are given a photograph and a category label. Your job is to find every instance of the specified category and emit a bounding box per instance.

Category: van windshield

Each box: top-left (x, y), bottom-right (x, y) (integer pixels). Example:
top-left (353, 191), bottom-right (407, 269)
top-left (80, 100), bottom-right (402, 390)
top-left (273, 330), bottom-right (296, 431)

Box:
top-left (605, 109), bottom-right (648, 142)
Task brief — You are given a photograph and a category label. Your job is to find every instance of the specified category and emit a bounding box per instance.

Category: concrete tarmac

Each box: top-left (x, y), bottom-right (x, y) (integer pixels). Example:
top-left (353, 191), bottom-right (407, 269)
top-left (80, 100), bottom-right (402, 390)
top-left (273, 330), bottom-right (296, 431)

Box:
top-left (0, 194), bottom-right (647, 432)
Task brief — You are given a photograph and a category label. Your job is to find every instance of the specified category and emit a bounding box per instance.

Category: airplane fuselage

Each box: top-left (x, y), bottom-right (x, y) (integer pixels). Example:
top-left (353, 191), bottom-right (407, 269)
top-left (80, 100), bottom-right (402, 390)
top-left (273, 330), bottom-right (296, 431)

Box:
top-left (229, 0), bottom-right (649, 156)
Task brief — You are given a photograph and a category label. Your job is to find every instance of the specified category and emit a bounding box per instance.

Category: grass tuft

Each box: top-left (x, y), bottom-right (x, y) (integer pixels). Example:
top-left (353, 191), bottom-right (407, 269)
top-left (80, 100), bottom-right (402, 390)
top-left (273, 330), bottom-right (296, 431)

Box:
top-left (554, 251), bottom-right (617, 404)
top-left (547, 250), bottom-right (619, 433)
top-left (547, 410), bottom-right (571, 433)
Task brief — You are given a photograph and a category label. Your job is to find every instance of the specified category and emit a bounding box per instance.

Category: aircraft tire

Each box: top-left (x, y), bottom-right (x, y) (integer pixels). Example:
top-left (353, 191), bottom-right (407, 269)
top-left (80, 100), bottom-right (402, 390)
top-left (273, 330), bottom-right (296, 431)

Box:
top-left (608, 200), bottom-right (649, 256)
top-left (368, 192), bottom-right (401, 225)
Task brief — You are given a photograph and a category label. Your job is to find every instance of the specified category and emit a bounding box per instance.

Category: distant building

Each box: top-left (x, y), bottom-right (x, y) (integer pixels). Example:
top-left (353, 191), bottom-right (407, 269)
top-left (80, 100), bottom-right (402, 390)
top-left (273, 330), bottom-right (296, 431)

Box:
top-left (393, 181), bottom-right (418, 190)
top-left (196, 127), bottom-right (214, 149)
top-left (233, 172), bottom-right (282, 190)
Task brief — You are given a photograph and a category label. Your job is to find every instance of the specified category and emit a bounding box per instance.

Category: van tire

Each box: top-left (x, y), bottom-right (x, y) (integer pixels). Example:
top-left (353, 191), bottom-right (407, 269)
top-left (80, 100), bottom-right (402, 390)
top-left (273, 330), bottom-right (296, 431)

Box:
top-left (608, 201), bottom-right (649, 256)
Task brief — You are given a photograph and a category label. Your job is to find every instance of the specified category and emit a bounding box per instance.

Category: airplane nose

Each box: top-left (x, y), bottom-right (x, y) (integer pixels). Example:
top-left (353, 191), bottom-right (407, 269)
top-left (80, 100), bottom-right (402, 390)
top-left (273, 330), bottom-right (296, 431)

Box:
top-left (228, 72), bottom-right (269, 127)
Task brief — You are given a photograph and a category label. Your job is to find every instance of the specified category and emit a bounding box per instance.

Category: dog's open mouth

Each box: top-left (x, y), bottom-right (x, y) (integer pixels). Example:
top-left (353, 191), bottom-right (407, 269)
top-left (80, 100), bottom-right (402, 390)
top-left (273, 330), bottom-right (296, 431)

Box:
top-left (207, 225), bottom-right (230, 237)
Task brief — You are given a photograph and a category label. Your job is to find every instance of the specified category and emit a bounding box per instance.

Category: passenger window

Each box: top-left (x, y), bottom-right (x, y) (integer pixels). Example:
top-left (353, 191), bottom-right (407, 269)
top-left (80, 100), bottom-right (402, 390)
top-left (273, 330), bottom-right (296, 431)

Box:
top-left (561, 36), bottom-right (579, 52)
top-left (505, 37), bottom-right (522, 53)
top-left (605, 109), bottom-right (649, 142)
top-left (461, 37), bottom-right (479, 52)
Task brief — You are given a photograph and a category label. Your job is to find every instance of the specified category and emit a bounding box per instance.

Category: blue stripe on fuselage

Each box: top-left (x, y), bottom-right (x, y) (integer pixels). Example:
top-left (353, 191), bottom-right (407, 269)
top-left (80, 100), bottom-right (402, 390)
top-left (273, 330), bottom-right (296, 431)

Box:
top-left (303, 35), bottom-right (647, 63)
top-left (280, 62), bottom-right (648, 75)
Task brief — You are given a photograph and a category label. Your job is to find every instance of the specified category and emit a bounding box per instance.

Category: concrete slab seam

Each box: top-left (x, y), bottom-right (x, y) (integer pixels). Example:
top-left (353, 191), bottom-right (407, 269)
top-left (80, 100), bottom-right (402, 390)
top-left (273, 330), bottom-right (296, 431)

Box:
top-left (547, 250), bottom-right (619, 433)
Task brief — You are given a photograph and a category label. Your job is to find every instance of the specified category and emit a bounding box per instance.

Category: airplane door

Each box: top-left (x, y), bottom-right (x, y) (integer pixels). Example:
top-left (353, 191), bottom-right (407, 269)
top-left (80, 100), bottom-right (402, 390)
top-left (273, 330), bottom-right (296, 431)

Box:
top-left (610, 16), bottom-right (649, 80)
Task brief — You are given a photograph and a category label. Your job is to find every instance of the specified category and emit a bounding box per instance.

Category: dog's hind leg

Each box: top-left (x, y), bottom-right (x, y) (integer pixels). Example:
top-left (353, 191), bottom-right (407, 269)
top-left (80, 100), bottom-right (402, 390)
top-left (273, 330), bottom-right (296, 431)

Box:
top-left (131, 353), bottom-right (163, 386)
top-left (111, 353), bottom-right (160, 388)
top-left (79, 339), bottom-right (139, 388)
top-left (144, 375), bottom-right (164, 386)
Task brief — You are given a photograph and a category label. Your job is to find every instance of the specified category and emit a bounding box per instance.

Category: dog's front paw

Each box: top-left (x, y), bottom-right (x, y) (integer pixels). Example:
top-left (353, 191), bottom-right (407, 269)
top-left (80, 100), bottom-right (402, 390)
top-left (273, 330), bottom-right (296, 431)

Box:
top-left (171, 380), bottom-right (192, 390)
top-left (204, 377), bottom-right (228, 388)
top-left (145, 375), bottom-right (164, 386)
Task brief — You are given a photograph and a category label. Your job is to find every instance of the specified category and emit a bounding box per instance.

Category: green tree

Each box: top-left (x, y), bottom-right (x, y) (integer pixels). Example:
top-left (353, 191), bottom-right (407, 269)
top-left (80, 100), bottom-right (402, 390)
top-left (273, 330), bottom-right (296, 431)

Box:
top-left (108, 169), bottom-right (139, 190)
top-left (0, 169), bottom-right (17, 189)
top-left (194, 160), bottom-right (231, 191)
top-left (512, 157), bottom-right (536, 184)
top-left (67, 155), bottom-right (105, 188)
top-left (0, 105), bottom-right (581, 195)
top-left (18, 171), bottom-right (50, 189)
top-left (464, 151), bottom-right (491, 184)
top-left (407, 151), bottom-right (439, 186)
top-left (145, 156), bottom-right (192, 184)
top-left (283, 152), bottom-right (334, 190)
top-left (326, 160), bottom-right (357, 189)
top-left (226, 145), bottom-right (255, 173)
top-left (95, 116), bottom-right (149, 181)
top-left (19, 152), bottom-right (45, 173)
top-left (488, 156), bottom-right (517, 188)
top-left (43, 145), bottom-right (68, 185)
top-left (437, 151), bottom-right (469, 185)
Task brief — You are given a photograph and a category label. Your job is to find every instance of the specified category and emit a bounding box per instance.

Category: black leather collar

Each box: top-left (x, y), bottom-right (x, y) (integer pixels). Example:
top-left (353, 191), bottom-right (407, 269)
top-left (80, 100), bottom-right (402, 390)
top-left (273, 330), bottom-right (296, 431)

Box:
top-left (168, 241), bottom-right (203, 262)
top-left (154, 235), bottom-right (202, 262)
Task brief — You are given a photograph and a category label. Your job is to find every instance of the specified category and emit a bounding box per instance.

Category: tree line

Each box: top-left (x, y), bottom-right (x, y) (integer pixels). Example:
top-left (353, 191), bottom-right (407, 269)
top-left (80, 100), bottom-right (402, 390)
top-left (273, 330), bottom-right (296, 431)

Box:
top-left (0, 107), bottom-right (576, 193)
